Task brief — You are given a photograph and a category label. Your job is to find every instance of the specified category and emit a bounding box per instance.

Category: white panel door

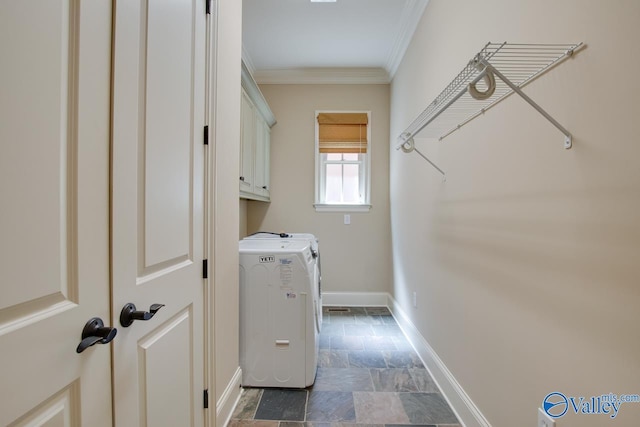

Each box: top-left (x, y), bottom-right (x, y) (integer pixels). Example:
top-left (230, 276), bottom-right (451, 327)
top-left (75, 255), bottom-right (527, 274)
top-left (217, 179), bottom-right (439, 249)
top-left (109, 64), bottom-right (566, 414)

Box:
top-left (0, 1), bottom-right (113, 426)
top-left (111, 0), bottom-right (207, 426)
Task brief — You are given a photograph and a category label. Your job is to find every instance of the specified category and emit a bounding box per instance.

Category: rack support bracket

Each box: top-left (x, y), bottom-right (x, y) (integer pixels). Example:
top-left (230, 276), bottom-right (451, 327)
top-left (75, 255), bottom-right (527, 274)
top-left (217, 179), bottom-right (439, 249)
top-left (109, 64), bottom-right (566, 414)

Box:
top-left (396, 136), bottom-right (446, 180)
top-left (414, 146), bottom-right (446, 180)
top-left (481, 60), bottom-right (573, 150)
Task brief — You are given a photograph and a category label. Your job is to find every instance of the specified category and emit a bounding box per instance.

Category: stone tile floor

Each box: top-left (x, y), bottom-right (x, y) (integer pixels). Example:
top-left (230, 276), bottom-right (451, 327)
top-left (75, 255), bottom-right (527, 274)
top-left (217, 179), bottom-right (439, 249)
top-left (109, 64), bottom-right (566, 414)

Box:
top-left (228, 307), bottom-right (461, 427)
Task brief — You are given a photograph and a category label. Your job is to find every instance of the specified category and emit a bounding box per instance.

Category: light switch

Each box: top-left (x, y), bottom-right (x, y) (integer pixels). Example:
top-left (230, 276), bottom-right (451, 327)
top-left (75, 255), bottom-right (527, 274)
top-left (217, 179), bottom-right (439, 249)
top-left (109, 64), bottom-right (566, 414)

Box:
top-left (344, 214), bottom-right (351, 225)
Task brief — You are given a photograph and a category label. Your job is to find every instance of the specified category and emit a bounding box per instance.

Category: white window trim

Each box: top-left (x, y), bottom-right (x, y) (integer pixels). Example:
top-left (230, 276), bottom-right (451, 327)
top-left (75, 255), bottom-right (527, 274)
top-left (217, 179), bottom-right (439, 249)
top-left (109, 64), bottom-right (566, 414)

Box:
top-left (313, 203), bottom-right (371, 213)
top-left (314, 110), bottom-right (371, 212)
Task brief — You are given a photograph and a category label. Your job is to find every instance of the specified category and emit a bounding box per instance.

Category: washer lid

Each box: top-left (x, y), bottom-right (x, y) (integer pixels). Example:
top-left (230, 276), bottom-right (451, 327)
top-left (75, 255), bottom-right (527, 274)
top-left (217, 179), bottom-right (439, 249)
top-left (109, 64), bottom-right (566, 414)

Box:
top-left (239, 238), bottom-right (310, 254)
top-left (247, 232), bottom-right (317, 241)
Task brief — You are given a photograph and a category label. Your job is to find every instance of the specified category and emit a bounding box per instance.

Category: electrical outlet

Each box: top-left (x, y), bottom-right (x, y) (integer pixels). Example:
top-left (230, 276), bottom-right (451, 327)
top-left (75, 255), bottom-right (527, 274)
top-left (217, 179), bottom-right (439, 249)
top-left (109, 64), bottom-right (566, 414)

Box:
top-left (412, 291), bottom-right (417, 308)
top-left (538, 408), bottom-right (556, 427)
top-left (344, 214), bottom-right (350, 225)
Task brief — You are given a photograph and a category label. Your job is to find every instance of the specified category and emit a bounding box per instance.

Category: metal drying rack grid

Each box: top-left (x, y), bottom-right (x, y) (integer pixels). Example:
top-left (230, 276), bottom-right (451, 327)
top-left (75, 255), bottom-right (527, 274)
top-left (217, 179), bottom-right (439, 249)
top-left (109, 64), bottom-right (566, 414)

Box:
top-left (397, 42), bottom-right (585, 178)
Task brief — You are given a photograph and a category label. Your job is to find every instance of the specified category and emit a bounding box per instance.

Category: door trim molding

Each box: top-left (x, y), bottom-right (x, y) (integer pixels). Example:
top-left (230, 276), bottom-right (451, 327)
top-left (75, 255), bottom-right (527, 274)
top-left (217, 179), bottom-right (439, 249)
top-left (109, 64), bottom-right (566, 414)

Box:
top-left (216, 367), bottom-right (242, 426)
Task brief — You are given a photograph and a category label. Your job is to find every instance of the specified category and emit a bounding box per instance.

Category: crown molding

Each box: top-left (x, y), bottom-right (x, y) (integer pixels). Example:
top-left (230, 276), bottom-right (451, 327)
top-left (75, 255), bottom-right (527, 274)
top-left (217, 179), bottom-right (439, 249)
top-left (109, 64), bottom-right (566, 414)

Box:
top-left (241, 44), bottom-right (257, 76)
top-left (385, 0), bottom-right (429, 79)
top-left (253, 67), bottom-right (390, 85)
top-left (241, 61), bottom-right (277, 127)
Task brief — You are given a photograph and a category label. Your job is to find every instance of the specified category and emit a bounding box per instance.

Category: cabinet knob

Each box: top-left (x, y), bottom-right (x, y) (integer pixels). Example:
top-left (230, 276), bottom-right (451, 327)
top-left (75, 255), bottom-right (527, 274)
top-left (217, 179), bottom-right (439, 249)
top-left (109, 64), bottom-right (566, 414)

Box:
top-left (239, 176), bottom-right (245, 181)
top-left (262, 185), bottom-right (267, 190)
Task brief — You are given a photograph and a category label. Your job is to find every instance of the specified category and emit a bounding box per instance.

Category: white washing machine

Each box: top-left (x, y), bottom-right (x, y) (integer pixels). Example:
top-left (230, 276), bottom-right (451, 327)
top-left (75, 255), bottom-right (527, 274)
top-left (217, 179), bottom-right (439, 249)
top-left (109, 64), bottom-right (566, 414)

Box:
top-left (245, 232), bottom-right (322, 329)
top-left (239, 238), bottom-right (321, 388)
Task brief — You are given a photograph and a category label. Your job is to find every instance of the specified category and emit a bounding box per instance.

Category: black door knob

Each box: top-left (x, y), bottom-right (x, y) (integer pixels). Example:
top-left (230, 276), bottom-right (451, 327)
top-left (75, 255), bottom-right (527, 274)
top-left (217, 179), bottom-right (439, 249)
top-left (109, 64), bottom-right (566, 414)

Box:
top-left (76, 317), bottom-right (117, 353)
top-left (120, 303), bottom-right (165, 327)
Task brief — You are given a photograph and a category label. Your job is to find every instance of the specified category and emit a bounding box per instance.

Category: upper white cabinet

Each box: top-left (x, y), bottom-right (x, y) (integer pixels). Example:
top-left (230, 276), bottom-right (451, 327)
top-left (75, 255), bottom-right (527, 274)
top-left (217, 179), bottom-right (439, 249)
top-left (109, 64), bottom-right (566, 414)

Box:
top-left (253, 116), bottom-right (271, 199)
top-left (240, 62), bottom-right (276, 201)
top-left (240, 89), bottom-right (255, 195)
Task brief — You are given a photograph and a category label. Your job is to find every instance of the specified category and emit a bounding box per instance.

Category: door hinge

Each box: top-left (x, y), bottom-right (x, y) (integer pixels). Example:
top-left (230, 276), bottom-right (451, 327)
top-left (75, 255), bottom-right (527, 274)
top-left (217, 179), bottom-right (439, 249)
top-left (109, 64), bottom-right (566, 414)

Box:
top-left (202, 259), bottom-right (208, 279)
top-left (203, 389), bottom-right (209, 409)
top-left (205, 0), bottom-right (212, 15)
top-left (203, 125), bottom-right (209, 145)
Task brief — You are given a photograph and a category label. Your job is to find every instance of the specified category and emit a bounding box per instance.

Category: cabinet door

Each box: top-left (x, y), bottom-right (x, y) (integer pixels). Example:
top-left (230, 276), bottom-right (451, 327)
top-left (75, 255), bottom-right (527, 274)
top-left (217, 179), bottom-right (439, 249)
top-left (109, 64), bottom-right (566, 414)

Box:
top-left (240, 90), bottom-right (255, 193)
top-left (254, 116), bottom-right (271, 199)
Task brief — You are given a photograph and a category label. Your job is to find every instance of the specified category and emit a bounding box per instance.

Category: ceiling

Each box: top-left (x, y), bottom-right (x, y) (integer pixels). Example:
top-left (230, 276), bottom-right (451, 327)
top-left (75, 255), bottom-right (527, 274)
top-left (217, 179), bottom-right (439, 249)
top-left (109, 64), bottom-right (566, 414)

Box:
top-left (242, 0), bottom-right (429, 84)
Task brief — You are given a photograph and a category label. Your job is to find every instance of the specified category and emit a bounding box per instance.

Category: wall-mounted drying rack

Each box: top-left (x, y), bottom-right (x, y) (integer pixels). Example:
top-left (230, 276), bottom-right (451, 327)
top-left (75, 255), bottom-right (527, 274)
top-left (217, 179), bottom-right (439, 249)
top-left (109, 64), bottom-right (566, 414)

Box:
top-left (397, 41), bottom-right (584, 178)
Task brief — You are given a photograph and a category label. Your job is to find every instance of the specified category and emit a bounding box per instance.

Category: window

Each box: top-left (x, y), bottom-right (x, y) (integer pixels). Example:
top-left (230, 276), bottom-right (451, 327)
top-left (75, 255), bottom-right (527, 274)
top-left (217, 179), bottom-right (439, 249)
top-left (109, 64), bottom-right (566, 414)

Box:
top-left (314, 111), bottom-right (371, 212)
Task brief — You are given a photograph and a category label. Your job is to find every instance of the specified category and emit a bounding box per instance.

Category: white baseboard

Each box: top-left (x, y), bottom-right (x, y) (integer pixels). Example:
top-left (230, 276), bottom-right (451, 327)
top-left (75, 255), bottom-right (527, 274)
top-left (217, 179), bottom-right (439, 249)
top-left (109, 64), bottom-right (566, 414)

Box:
top-left (216, 367), bottom-right (242, 427)
top-left (322, 291), bottom-right (389, 307)
top-left (386, 295), bottom-right (492, 427)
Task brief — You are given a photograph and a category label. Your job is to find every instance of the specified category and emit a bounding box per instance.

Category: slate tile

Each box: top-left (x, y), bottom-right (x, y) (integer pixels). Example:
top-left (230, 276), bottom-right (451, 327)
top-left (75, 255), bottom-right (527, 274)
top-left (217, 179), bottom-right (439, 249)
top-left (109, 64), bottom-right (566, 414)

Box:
top-left (382, 351), bottom-right (425, 369)
top-left (306, 391), bottom-right (356, 422)
top-left (391, 336), bottom-right (413, 351)
top-left (365, 307), bottom-right (391, 316)
top-left (353, 392), bottom-right (410, 424)
top-left (370, 368), bottom-right (418, 392)
top-left (379, 315), bottom-right (396, 325)
top-left (385, 425), bottom-right (435, 427)
top-left (313, 367), bottom-right (374, 391)
top-left (348, 350), bottom-right (387, 368)
top-left (319, 334), bottom-right (331, 349)
top-left (227, 421), bottom-right (280, 427)
top-left (354, 315), bottom-right (384, 325)
top-left (318, 349), bottom-right (350, 368)
top-left (231, 388), bottom-right (262, 419)
top-left (372, 325), bottom-right (403, 337)
top-left (398, 393), bottom-right (459, 425)
top-left (329, 315), bottom-right (357, 325)
top-left (363, 336), bottom-right (397, 351)
top-left (334, 424), bottom-right (384, 427)
top-left (321, 323), bottom-right (345, 336)
top-left (344, 324), bottom-right (374, 336)
top-left (409, 369), bottom-right (440, 393)
top-left (254, 389), bottom-right (307, 421)
top-left (330, 336), bottom-right (364, 350)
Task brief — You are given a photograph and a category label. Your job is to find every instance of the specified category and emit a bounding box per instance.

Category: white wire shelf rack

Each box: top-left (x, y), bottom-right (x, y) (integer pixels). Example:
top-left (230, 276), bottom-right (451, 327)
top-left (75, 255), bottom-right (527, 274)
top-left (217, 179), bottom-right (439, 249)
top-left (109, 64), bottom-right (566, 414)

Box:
top-left (397, 41), bottom-right (584, 178)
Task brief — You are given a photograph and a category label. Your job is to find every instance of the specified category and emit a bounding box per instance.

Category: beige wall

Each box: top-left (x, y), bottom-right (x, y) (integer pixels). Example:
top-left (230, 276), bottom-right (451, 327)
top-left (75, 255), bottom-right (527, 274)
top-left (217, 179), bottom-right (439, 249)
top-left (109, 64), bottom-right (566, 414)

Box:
top-left (390, 1), bottom-right (640, 426)
top-left (245, 84), bottom-right (392, 294)
top-left (211, 0), bottom-right (242, 415)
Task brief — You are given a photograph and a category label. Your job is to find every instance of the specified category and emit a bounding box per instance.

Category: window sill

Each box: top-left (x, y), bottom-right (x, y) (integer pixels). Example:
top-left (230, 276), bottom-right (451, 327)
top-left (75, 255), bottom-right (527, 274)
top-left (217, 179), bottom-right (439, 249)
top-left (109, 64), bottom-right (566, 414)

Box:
top-left (313, 204), bottom-right (371, 213)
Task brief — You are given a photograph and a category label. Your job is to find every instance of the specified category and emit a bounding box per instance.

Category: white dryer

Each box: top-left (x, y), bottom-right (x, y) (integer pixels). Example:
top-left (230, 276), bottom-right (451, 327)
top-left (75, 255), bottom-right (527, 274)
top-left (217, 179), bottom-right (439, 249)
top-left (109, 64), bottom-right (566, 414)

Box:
top-left (239, 238), bottom-right (321, 388)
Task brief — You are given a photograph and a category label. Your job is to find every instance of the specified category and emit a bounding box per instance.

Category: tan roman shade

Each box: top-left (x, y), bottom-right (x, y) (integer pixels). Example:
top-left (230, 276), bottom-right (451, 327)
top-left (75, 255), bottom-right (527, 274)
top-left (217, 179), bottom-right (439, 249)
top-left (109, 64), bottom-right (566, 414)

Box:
top-left (317, 112), bottom-right (368, 154)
